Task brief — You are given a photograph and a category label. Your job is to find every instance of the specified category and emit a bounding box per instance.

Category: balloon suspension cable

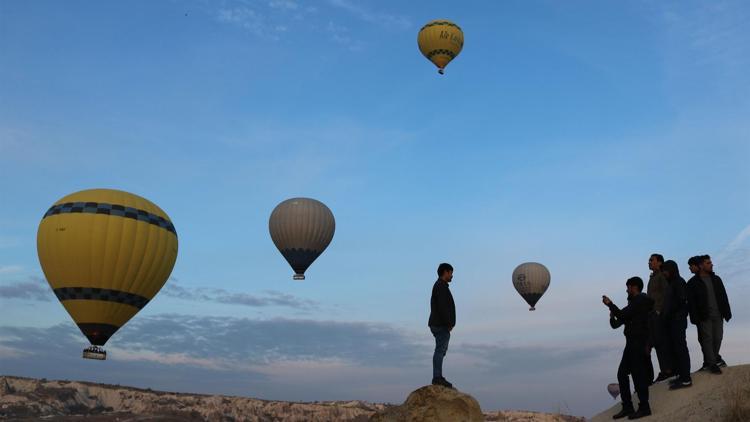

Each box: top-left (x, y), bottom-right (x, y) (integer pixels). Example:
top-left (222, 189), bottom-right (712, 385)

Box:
top-left (293, 274), bottom-right (305, 281)
top-left (438, 68), bottom-right (445, 75)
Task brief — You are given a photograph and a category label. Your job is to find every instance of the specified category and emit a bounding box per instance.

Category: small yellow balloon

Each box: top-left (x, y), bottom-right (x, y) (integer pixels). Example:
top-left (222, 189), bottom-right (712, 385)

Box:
top-left (417, 19), bottom-right (464, 74)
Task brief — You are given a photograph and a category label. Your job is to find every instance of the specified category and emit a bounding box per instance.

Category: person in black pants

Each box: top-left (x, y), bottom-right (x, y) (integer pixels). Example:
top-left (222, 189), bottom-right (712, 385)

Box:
top-left (603, 277), bottom-right (654, 420)
top-left (687, 255), bottom-right (732, 374)
top-left (660, 260), bottom-right (692, 390)
top-left (428, 262), bottom-right (456, 388)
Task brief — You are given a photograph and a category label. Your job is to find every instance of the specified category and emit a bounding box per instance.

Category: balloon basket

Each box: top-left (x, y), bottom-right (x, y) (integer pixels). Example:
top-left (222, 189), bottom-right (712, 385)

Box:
top-left (438, 68), bottom-right (444, 75)
top-left (82, 346), bottom-right (107, 360)
top-left (529, 307), bottom-right (536, 311)
top-left (293, 274), bottom-right (305, 281)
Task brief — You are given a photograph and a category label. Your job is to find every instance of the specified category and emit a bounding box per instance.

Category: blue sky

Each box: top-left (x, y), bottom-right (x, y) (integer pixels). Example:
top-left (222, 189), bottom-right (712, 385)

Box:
top-left (1, 0), bottom-right (749, 417)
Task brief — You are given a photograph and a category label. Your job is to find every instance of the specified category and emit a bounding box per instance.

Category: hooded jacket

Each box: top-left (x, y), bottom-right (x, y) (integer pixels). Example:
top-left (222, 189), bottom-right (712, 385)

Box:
top-left (662, 275), bottom-right (689, 322)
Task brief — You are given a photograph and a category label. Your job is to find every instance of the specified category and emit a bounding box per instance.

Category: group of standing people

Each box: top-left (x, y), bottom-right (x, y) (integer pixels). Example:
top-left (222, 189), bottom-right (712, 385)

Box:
top-left (602, 254), bottom-right (733, 420)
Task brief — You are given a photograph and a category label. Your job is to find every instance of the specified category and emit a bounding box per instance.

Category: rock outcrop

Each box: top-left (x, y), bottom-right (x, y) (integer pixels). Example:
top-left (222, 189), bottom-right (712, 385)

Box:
top-left (591, 364), bottom-right (750, 422)
top-left (370, 385), bottom-right (484, 422)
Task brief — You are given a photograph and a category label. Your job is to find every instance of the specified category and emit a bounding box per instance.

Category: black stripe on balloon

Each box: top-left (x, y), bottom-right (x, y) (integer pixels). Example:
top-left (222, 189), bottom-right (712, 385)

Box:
top-left (425, 49), bottom-right (457, 59)
top-left (77, 323), bottom-right (119, 346)
top-left (419, 21), bottom-right (463, 32)
top-left (54, 287), bottom-right (150, 309)
top-left (280, 249), bottom-right (322, 275)
top-left (521, 293), bottom-right (544, 307)
top-left (43, 202), bottom-right (177, 236)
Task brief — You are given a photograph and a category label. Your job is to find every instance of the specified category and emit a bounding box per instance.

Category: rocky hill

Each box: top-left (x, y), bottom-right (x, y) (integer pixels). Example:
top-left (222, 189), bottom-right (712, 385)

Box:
top-left (591, 364), bottom-right (750, 422)
top-left (0, 375), bottom-right (584, 421)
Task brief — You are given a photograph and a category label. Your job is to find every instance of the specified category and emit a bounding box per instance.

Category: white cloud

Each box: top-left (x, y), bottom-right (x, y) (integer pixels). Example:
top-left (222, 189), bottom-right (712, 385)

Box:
top-left (327, 0), bottom-right (410, 30)
top-left (0, 265), bottom-right (23, 275)
top-left (217, 7), bottom-right (266, 36)
top-left (269, 0), bottom-right (298, 11)
top-left (114, 348), bottom-right (226, 370)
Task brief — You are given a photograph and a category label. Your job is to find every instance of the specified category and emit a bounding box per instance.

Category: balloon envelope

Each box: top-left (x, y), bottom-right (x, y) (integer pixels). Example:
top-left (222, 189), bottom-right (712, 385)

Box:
top-left (417, 19), bottom-right (464, 74)
top-left (607, 383), bottom-right (620, 399)
top-left (36, 189), bottom-right (178, 346)
top-left (269, 198), bottom-right (335, 280)
top-left (512, 262), bottom-right (551, 311)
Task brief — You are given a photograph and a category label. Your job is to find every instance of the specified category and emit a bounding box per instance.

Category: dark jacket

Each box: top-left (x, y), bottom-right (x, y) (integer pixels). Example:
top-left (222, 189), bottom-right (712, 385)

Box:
top-left (647, 271), bottom-right (667, 313)
top-left (608, 293), bottom-right (654, 343)
top-left (686, 273), bottom-right (732, 324)
top-left (428, 279), bottom-right (455, 328)
top-left (662, 275), bottom-right (689, 321)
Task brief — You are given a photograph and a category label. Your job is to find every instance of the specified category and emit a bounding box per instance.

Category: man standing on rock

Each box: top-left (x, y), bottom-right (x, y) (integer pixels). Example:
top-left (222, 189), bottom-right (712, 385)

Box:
top-left (687, 255), bottom-right (732, 374)
top-left (603, 277), bottom-right (654, 419)
top-left (429, 263), bottom-right (455, 389)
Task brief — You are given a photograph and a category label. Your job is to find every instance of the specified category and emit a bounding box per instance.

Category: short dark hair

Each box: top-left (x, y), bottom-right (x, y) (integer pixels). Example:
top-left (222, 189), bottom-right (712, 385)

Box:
top-left (626, 276), bottom-right (644, 292)
top-left (688, 256), bottom-right (701, 267)
top-left (650, 254), bottom-right (664, 264)
top-left (700, 254), bottom-right (711, 265)
top-left (437, 263), bottom-right (453, 277)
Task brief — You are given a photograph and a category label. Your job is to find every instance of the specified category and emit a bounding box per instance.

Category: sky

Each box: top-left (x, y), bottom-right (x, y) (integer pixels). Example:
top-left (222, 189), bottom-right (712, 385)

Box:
top-left (1, 0), bottom-right (749, 418)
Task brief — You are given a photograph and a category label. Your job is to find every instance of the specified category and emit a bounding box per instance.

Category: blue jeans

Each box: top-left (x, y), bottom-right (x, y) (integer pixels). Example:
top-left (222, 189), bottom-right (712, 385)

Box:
top-left (430, 326), bottom-right (450, 379)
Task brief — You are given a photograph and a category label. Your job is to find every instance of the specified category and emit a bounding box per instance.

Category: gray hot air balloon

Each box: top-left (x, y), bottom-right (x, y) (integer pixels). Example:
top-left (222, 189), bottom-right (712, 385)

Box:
top-left (269, 198), bottom-right (335, 280)
top-left (512, 262), bottom-right (551, 311)
top-left (607, 383), bottom-right (620, 399)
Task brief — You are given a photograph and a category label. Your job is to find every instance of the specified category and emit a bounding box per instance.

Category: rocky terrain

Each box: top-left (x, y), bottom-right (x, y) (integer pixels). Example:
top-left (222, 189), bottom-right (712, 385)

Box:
top-left (591, 364), bottom-right (750, 422)
top-left (0, 375), bottom-right (584, 421)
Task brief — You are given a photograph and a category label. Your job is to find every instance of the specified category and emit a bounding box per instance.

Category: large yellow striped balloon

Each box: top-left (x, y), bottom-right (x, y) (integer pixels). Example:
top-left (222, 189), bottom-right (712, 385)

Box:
top-left (36, 189), bottom-right (178, 347)
top-left (417, 19), bottom-right (464, 74)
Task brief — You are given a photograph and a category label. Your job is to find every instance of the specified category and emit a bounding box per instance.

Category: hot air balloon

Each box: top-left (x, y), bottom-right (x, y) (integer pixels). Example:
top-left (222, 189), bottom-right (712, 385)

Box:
top-left (417, 19), bottom-right (464, 74)
top-left (512, 262), bottom-right (550, 311)
top-left (37, 189), bottom-right (178, 360)
top-left (269, 198), bottom-right (335, 280)
top-left (607, 383), bottom-right (620, 399)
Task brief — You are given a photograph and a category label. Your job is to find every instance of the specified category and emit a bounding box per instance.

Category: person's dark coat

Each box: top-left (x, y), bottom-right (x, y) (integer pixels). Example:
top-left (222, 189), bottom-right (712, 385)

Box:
top-left (662, 275), bottom-right (689, 321)
top-left (608, 293), bottom-right (654, 342)
top-left (428, 279), bottom-right (455, 328)
top-left (686, 274), bottom-right (732, 324)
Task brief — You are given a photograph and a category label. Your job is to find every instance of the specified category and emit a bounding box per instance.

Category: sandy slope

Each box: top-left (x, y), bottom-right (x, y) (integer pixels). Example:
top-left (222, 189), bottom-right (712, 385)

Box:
top-left (590, 364), bottom-right (750, 422)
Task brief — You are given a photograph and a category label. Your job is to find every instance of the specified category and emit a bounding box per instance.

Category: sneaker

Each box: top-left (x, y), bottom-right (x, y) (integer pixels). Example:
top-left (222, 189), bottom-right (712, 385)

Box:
top-left (698, 363), bottom-right (709, 371)
top-left (628, 404), bottom-right (651, 419)
top-left (708, 364), bottom-right (722, 374)
top-left (654, 372), bottom-right (674, 383)
top-left (669, 379), bottom-right (693, 390)
top-left (717, 358), bottom-right (727, 368)
top-left (431, 377), bottom-right (454, 389)
top-left (668, 377), bottom-right (681, 386)
top-left (612, 403), bottom-right (635, 419)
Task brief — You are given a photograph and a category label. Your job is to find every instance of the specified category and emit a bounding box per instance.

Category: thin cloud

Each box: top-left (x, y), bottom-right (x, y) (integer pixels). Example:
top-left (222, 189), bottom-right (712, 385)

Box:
top-left (717, 223), bottom-right (750, 284)
top-left (327, 0), bottom-right (410, 30)
top-left (161, 282), bottom-right (320, 311)
top-left (109, 314), bottom-right (426, 367)
top-left (0, 265), bottom-right (23, 274)
top-left (217, 7), bottom-right (267, 36)
top-left (0, 279), bottom-right (52, 301)
top-left (268, 0), bottom-right (298, 11)
top-left (326, 21), bottom-right (364, 52)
